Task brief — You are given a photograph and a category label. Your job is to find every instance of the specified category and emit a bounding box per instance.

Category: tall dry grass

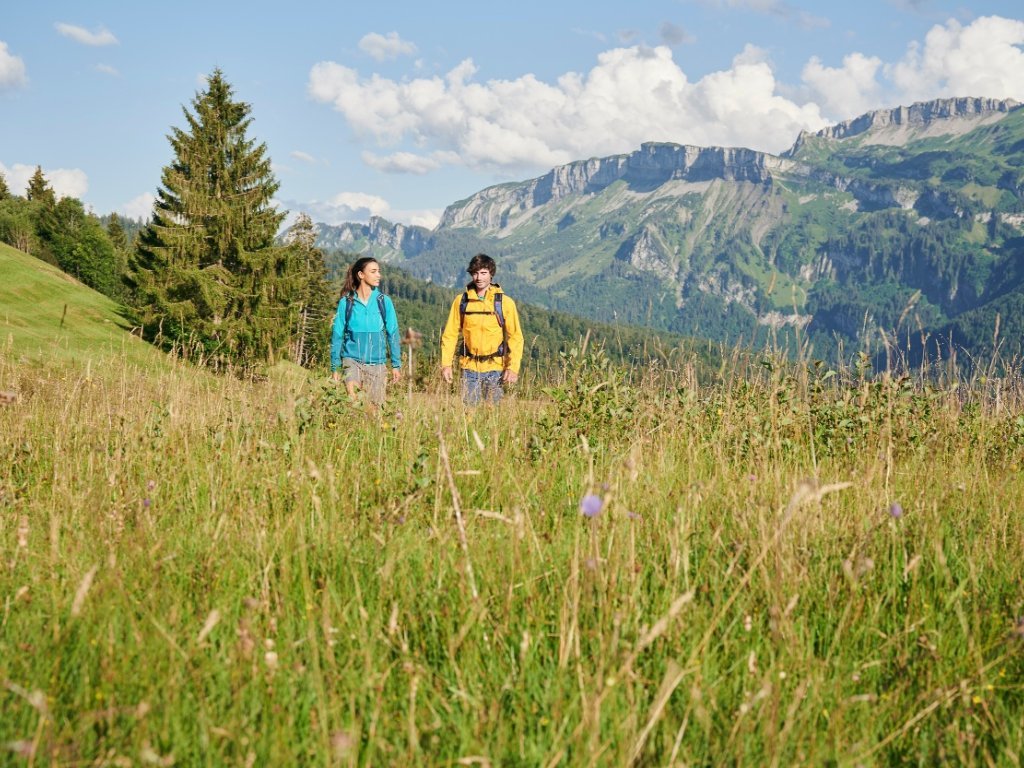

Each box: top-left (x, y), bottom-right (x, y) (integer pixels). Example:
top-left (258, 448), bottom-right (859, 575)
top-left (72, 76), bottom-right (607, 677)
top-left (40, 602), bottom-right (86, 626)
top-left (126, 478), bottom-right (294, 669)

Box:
top-left (2, 342), bottom-right (1023, 766)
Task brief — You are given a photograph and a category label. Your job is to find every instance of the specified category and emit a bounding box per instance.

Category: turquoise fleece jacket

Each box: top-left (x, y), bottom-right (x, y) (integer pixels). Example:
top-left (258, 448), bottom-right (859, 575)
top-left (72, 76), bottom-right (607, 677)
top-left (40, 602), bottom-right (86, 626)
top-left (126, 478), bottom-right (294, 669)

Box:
top-left (330, 289), bottom-right (402, 370)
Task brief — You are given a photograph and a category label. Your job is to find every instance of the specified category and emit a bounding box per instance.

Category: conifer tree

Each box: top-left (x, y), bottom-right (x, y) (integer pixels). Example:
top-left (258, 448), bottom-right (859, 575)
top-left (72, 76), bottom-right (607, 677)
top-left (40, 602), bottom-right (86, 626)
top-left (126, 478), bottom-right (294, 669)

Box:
top-left (284, 213), bottom-right (334, 367)
top-left (107, 216), bottom-right (130, 252)
top-left (26, 166), bottom-right (56, 207)
top-left (129, 69), bottom-right (297, 368)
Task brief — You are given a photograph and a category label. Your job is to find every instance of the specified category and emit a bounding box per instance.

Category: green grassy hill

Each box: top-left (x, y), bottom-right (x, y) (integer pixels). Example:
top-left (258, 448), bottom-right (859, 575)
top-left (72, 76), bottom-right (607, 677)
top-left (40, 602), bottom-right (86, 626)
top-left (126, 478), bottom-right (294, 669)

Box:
top-left (0, 242), bottom-right (164, 372)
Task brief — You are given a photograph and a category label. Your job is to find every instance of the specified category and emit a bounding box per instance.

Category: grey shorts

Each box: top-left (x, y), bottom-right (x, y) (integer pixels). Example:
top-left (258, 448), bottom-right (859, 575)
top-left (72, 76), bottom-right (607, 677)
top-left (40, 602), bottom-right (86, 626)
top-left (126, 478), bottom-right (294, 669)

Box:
top-left (342, 359), bottom-right (388, 405)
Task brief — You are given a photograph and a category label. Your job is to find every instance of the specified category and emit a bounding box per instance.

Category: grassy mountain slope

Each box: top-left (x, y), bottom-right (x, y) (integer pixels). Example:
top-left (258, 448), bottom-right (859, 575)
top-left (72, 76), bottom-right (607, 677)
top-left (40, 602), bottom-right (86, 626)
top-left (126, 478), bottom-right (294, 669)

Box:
top-left (0, 242), bottom-right (165, 372)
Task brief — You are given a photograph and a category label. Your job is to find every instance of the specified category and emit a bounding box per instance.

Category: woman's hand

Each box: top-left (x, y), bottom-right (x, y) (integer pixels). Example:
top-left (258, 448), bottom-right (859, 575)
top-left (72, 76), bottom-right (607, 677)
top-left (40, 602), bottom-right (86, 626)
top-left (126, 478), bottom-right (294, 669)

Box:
top-left (391, 368), bottom-right (401, 383)
top-left (332, 370), bottom-right (341, 383)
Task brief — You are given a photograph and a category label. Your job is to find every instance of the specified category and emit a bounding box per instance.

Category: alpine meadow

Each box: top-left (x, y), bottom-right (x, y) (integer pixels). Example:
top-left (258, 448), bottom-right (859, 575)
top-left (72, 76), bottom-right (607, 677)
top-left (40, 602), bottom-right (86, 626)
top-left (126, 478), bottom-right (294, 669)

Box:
top-left (3, 66), bottom-right (1024, 768)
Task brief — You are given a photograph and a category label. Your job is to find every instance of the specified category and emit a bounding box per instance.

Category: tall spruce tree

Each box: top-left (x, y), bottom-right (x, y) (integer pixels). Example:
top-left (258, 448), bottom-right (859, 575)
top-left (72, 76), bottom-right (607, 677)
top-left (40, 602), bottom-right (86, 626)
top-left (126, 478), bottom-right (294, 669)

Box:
top-left (284, 213), bottom-right (334, 368)
top-left (129, 69), bottom-right (297, 368)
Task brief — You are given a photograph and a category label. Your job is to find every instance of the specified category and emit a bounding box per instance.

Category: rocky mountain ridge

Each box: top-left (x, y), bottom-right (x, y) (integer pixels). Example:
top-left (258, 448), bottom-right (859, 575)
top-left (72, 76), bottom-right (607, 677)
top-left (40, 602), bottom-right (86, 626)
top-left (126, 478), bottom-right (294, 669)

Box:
top-left (311, 96), bottom-right (1024, 363)
top-left (788, 96), bottom-right (1020, 148)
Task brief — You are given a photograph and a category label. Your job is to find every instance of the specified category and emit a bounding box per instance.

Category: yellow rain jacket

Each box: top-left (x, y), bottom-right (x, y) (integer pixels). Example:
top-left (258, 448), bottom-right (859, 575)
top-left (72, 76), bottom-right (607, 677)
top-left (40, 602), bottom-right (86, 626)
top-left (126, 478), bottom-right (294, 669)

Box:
top-left (440, 285), bottom-right (524, 374)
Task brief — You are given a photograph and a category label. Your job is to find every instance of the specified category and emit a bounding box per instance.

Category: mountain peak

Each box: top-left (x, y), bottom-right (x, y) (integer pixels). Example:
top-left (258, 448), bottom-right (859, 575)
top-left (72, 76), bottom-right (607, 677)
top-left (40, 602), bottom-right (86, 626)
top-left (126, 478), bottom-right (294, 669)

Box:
top-left (785, 96), bottom-right (1021, 155)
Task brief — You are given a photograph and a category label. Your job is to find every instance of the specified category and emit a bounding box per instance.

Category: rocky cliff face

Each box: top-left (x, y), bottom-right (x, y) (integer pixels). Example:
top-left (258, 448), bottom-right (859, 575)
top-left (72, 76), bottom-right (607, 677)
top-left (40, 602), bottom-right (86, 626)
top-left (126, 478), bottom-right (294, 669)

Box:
top-left (786, 97), bottom-right (1020, 154)
top-left (439, 144), bottom-right (799, 231)
top-left (315, 216), bottom-right (430, 258)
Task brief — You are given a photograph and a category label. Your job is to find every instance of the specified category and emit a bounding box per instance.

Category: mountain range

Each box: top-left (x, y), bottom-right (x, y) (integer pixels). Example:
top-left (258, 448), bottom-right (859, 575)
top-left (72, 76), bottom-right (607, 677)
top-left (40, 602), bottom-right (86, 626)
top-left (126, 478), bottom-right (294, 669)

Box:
top-left (311, 96), bottom-right (1024, 366)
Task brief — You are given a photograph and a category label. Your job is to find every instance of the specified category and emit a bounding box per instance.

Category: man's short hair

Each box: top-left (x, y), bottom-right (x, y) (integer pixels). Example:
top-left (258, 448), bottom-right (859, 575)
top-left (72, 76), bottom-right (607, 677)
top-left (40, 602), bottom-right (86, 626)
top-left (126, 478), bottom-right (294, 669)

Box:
top-left (467, 253), bottom-right (497, 276)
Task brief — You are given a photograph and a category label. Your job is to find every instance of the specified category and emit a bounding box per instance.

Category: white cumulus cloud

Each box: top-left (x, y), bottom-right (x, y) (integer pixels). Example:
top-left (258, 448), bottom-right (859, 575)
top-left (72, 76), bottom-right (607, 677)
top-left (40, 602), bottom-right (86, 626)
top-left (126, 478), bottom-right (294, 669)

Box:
top-left (307, 14), bottom-right (1024, 185)
top-left (287, 190), bottom-right (442, 229)
top-left (358, 32), bottom-right (417, 61)
top-left (301, 191), bottom-right (393, 225)
top-left (119, 192), bottom-right (155, 221)
top-left (802, 52), bottom-right (884, 119)
top-left (0, 41), bottom-right (27, 89)
top-left (800, 15), bottom-right (1024, 120)
top-left (55, 23), bottom-right (118, 47)
top-left (308, 45), bottom-right (830, 176)
top-left (887, 15), bottom-right (1024, 103)
top-left (0, 163), bottom-right (88, 200)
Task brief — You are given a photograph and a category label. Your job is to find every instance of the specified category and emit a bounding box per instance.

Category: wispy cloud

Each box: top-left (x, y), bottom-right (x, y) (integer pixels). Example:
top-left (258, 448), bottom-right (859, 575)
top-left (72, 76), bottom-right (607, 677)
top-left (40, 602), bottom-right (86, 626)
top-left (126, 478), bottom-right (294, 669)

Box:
top-left (701, 0), bottom-right (830, 29)
top-left (55, 23), bottom-right (118, 47)
top-left (572, 28), bottom-right (608, 44)
top-left (95, 64), bottom-right (119, 77)
top-left (361, 150), bottom-right (446, 174)
top-left (0, 41), bottom-right (27, 89)
top-left (358, 32), bottom-right (417, 61)
top-left (659, 21), bottom-right (695, 47)
top-left (290, 150), bottom-right (316, 164)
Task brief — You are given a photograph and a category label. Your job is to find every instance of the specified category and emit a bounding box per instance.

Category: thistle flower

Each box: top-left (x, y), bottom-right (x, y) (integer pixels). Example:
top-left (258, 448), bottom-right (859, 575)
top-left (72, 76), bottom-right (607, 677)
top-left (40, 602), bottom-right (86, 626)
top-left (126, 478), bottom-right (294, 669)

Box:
top-left (580, 494), bottom-right (603, 518)
top-left (889, 502), bottom-right (903, 519)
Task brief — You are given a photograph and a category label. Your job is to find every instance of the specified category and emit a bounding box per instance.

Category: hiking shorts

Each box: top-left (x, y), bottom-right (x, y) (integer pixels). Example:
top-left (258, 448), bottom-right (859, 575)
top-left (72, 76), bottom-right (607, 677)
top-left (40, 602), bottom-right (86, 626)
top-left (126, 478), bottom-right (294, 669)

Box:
top-left (342, 359), bottom-right (388, 405)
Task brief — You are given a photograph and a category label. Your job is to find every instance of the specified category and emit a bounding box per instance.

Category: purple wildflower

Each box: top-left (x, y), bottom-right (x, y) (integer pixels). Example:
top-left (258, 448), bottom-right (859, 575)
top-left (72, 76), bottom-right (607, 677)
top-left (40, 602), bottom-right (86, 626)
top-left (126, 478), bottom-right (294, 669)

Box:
top-left (143, 498), bottom-right (151, 508)
top-left (580, 494), bottom-right (603, 518)
top-left (888, 502), bottom-right (903, 519)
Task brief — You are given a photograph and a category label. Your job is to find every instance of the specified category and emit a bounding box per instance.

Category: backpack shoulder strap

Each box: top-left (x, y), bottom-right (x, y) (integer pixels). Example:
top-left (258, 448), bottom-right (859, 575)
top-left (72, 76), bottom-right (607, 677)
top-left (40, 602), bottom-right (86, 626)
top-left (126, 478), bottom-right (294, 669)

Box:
top-left (343, 295), bottom-right (354, 343)
top-left (493, 293), bottom-right (505, 328)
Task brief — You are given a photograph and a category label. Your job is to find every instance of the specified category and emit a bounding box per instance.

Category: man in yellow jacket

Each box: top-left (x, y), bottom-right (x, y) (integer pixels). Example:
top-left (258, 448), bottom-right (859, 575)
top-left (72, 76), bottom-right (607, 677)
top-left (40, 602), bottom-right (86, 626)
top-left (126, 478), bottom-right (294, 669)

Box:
top-left (440, 253), bottom-right (524, 405)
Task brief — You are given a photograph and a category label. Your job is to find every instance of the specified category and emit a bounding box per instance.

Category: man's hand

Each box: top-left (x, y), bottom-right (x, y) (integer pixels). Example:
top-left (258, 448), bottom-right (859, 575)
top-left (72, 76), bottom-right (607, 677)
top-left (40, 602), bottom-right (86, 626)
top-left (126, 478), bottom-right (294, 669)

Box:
top-left (390, 368), bottom-right (401, 383)
top-left (441, 366), bottom-right (453, 383)
top-left (332, 370), bottom-right (341, 383)
top-left (502, 370), bottom-right (519, 384)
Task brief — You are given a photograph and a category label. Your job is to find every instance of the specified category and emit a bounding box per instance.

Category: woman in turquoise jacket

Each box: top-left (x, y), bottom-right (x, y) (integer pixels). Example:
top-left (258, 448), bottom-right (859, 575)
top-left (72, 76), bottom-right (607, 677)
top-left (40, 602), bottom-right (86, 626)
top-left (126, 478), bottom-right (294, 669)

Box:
top-left (330, 257), bottom-right (402, 408)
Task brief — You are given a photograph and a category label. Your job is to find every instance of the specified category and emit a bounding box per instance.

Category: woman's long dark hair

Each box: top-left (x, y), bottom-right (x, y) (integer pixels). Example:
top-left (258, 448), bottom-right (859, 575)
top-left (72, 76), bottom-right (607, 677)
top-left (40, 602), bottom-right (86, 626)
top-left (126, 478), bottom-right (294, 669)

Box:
top-left (341, 257), bottom-right (378, 298)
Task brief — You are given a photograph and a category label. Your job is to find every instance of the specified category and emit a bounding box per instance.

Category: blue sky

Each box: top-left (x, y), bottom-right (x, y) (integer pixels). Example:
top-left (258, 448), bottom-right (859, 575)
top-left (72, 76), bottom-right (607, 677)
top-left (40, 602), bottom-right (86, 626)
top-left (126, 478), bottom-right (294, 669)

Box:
top-left (2, 1), bottom-right (1022, 228)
